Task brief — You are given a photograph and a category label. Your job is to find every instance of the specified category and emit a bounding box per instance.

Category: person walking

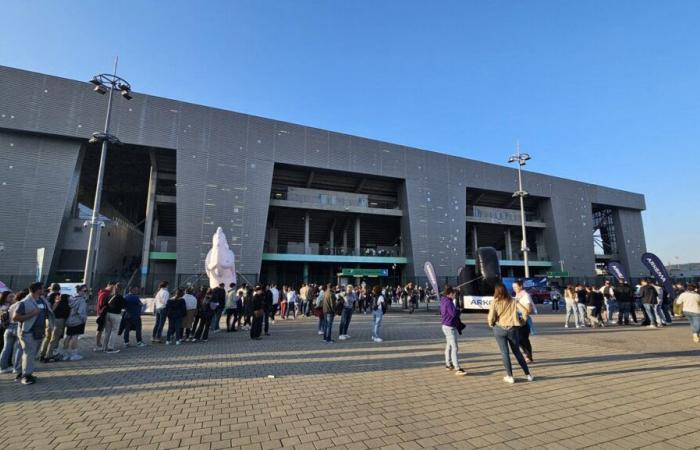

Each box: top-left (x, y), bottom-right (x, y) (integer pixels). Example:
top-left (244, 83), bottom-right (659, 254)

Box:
top-left (38, 283), bottom-right (61, 362)
top-left (165, 288), bottom-right (187, 345)
top-left (338, 285), bottom-right (356, 340)
top-left (250, 285), bottom-right (265, 340)
top-left (102, 283), bottom-right (125, 353)
top-left (575, 284), bottom-right (589, 327)
top-left (564, 284), bottom-right (581, 328)
top-left (585, 285), bottom-right (605, 328)
top-left (47, 291), bottom-right (70, 361)
top-left (13, 282), bottom-right (54, 385)
top-left (63, 284), bottom-right (88, 361)
top-left (440, 285), bottom-right (466, 375)
top-left (675, 283), bottom-right (700, 343)
top-left (513, 280), bottom-right (536, 363)
top-left (151, 281), bottom-right (169, 344)
top-left (122, 286), bottom-right (145, 347)
top-left (487, 282), bottom-right (533, 384)
top-left (371, 285), bottom-right (386, 343)
top-left (321, 284), bottom-right (335, 343)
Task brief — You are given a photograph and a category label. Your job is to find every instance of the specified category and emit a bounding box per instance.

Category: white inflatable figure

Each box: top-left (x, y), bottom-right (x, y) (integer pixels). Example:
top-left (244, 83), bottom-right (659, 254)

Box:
top-left (205, 227), bottom-right (237, 288)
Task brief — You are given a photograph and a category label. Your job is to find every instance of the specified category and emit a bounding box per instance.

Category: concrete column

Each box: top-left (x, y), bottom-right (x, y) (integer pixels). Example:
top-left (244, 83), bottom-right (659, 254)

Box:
top-left (342, 228), bottom-right (348, 254)
top-left (304, 211), bottom-right (310, 254)
top-left (354, 216), bottom-right (361, 256)
top-left (329, 221), bottom-right (335, 254)
top-left (303, 263), bottom-right (309, 283)
top-left (505, 228), bottom-right (513, 260)
top-left (471, 225), bottom-right (478, 259)
top-left (140, 156), bottom-right (157, 290)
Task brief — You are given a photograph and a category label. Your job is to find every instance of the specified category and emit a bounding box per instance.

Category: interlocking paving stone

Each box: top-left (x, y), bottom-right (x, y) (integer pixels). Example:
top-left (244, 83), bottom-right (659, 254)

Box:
top-left (1, 307), bottom-right (698, 449)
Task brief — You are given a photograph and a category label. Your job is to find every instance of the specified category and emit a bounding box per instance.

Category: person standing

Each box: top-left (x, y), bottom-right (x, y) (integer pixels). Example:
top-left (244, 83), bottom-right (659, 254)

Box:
top-left (165, 288), bottom-right (187, 345)
top-left (675, 283), bottom-right (700, 343)
top-left (209, 283), bottom-right (226, 332)
top-left (585, 285), bottom-right (605, 328)
top-left (0, 292), bottom-right (21, 374)
top-left (39, 283), bottom-right (61, 362)
top-left (321, 284), bottom-right (335, 343)
top-left (250, 285), bottom-right (265, 340)
top-left (192, 289), bottom-right (213, 343)
top-left (63, 284), bottom-right (88, 361)
top-left (600, 280), bottom-right (617, 324)
top-left (182, 288), bottom-right (198, 339)
top-left (102, 283), bottom-right (125, 353)
top-left (639, 278), bottom-right (661, 328)
top-left (299, 283), bottom-right (308, 318)
top-left (242, 285), bottom-right (253, 330)
top-left (440, 285), bottom-right (466, 375)
top-left (564, 285), bottom-right (581, 328)
top-left (513, 280), bottom-right (536, 363)
top-left (286, 286), bottom-right (298, 320)
top-left (225, 282), bottom-right (238, 332)
top-left (46, 288), bottom-right (70, 361)
top-left (94, 281), bottom-right (114, 351)
top-left (615, 281), bottom-right (635, 325)
top-left (270, 284), bottom-right (280, 321)
top-left (338, 285), bottom-right (356, 340)
top-left (123, 286), bottom-right (145, 347)
top-left (263, 285), bottom-right (273, 336)
top-left (575, 284), bottom-right (589, 327)
top-left (371, 285), bottom-right (386, 343)
top-left (550, 286), bottom-right (561, 312)
top-left (315, 285), bottom-right (325, 335)
top-left (151, 281), bottom-right (169, 344)
top-left (487, 282), bottom-right (533, 384)
top-left (13, 282), bottom-right (54, 385)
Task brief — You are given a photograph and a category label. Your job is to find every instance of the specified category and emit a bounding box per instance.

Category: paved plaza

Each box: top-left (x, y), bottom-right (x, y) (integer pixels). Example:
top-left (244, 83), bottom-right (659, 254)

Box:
top-left (1, 307), bottom-right (699, 450)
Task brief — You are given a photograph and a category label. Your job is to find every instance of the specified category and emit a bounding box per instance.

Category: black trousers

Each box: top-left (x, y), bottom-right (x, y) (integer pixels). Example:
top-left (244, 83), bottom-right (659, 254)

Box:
top-left (518, 324), bottom-right (533, 360)
top-left (250, 313), bottom-right (263, 339)
top-left (264, 311), bottom-right (270, 334)
top-left (226, 309), bottom-right (240, 331)
top-left (194, 315), bottom-right (211, 340)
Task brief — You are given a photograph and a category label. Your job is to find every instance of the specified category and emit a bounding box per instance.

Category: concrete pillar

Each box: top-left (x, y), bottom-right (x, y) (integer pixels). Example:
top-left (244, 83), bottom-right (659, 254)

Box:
top-left (471, 225), bottom-right (478, 259)
top-left (140, 157), bottom-right (157, 290)
top-left (304, 211), bottom-right (310, 254)
top-left (342, 228), bottom-right (348, 254)
top-left (329, 221), bottom-right (335, 254)
top-left (303, 263), bottom-right (309, 283)
top-left (354, 216), bottom-right (361, 256)
top-left (505, 228), bottom-right (513, 260)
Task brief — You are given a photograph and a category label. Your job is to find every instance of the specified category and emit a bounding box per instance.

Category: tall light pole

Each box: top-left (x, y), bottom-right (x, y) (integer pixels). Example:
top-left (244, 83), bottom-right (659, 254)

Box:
top-left (508, 143), bottom-right (531, 278)
top-left (83, 57), bottom-right (133, 294)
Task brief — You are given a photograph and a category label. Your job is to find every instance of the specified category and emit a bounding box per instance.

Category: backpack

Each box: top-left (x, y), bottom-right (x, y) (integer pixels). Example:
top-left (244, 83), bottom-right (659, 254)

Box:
top-left (334, 296), bottom-right (345, 316)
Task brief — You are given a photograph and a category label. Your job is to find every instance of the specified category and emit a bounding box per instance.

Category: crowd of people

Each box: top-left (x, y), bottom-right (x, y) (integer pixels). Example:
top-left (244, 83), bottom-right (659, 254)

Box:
top-left (1, 275), bottom-right (697, 387)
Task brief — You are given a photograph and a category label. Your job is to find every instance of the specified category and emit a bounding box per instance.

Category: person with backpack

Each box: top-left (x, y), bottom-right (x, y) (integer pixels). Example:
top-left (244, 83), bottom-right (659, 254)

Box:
top-left (46, 289), bottom-right (71, 361)
top-left (165, 288), bottom-right (187, 345)
top-left (38, 283), bottom-right (61, 363)
top-left (320, 284), bottom-right (336, 343)
top-left (122, 286), bottom-right (145, 347)
top-left (63, 284), bottom-right (88, 361)
top-left (0, 291), bottom-right (21, 374)
top-left (371, 285), bottom-right (386, 343)
top-left (102, 283), bottom-right (126, 353)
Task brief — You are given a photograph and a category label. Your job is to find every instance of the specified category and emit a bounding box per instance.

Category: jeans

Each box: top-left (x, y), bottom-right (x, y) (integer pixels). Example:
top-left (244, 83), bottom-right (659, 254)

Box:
top-left (372, 310), bottom-right (383, 339)
top-left (618, 302), bottom-right (633, 324)
top-left (442, 325), bottom-right (459, 369)
top-left (48, 318), bottom-right (66, 356)
top-left (103, 313), bottom-right (122, 351)
top-left (587, 306), bottom-right (603, 327)
top-left (657, 303), bottom-right (672, 324)
top-left (123, 316), bottom-right (142, 344)
top-left (604, 300), bottom-right (617, 323)
top-left (250, 312), bottom-right (263, 339)
top-left (323, 313), bottom-right (334, 341)
top-left (518, 323), bottom-right (533, 360)
top-left (576, 303), bottom-right (588, 326)
top-left (684, 311), bottom-right (700, 334)
top-left (286, 302), bottom-right (297, 319)
top-left (210, 308), bottom-right (223, 331)
top-left (493, 326), bottom-right (529, 377)
top-left (167, 316), bottom-right (183, 342)
top-left (565, 301), bottom-right (580, 327)
top-left (1, 328), bottom-right (21, 372)
top-left (643, 303), bottom-right (660, 325)
top-left (339, 308), bottom-right (353, 336)
top-left (152, 308), bottom-right (167, 339)
top-left (19, 332), bottom-right (39, 376)
top-left (551, 299), bottom-right (559, 311)
top-left (39, 323), bottom-right (54, 359)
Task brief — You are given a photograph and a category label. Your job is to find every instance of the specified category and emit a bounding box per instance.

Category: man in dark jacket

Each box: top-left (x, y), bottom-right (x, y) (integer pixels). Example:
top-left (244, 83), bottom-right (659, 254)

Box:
top-left (263, 285), bottom-right (273, 336)
top-left (640, 278), bottom-right (660, 328)
top-left (210, 283), bottom-right (226, 332)
top-left (615, 281), bottom-right (635, 325)
top-left (250, 285), bottom-right (265, 340)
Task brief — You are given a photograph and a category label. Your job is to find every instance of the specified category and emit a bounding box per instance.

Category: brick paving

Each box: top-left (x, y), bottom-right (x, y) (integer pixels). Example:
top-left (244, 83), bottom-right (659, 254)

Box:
top-left (1, 306), bottom-right (699, 450)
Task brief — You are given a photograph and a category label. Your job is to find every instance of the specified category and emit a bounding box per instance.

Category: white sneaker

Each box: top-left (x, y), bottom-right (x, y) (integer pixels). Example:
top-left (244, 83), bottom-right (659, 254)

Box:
top-left (70, 354), bottom-right (83, 361)
top-left (165, 340), bottom-right (171, 345)
top-left (338, 335), bottom-right (347, 340)
top-left (0, 367), bottom-right (13, 374)
top-left (345, 335), bottom-right (351, 339)
top-left (175, 341), bottom-right (181, 345)
top-left (373, 337), bottom-right (383, 343)
top-left (137, 342), bottom-right (146, 347)
top-left (317, 331), bottom-right (324, 335)
top-left (564, 324), bottom-right (569, 328)
top-left (526, 374), bottom-right (534, 382)
top-left (503, 376), bottom-right (515, 384)
top-left (648, 325), bottom-right (657, 329)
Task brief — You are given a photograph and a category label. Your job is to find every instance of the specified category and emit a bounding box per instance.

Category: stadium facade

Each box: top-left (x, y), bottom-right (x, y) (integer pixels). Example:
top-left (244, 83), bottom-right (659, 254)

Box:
top-left (0, 66), bottom-right (647, 292)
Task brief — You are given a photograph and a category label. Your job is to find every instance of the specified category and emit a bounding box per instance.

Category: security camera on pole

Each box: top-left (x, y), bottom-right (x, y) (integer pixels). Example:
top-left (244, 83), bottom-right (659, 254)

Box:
top-left (508, 143), bottom-right (531, 278)
top-left (82, 57), bottom-right (133, 294)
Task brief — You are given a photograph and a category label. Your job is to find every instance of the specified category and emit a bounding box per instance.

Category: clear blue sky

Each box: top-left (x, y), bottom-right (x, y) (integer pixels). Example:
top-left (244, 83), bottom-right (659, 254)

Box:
top-left (1, 0), bottom-right (698, 264)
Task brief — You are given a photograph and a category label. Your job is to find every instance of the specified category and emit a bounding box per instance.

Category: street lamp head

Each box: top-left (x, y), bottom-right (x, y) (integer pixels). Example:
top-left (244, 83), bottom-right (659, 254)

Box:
top-left (520, 153), bottom-right (531, 161)
top-left (89, 77), bottom-right (102, 86)
top-left (120, 90), bottom-right (132, 100)
top-left (507, 156), bottom-right (517, 163)
top-left (93, 84), bottom-right (107, 95)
